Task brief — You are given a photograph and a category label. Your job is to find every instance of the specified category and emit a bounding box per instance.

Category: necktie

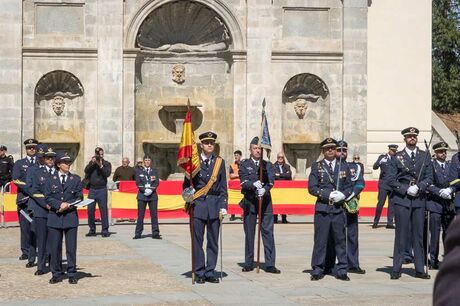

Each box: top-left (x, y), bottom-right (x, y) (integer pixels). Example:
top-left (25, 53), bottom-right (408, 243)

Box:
top-left (205, 159), bottom-right (209, 167)
top-left (61, 175), bottom-right (66, 187)
top-left (49, 169), bottom-right (52, 175)
top-left (410, 152), bottom-right (415, 162)
top-left (328, 162), bottom-right (334, 173)
top-left (255, 160), bottom-right (259, 167)
top-left (441, 164), bottom-right (445, 170)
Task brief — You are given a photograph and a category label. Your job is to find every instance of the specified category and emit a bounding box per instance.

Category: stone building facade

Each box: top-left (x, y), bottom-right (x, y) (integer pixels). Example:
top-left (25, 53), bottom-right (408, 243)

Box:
top-left (0, 0), bottom-right (436, 179)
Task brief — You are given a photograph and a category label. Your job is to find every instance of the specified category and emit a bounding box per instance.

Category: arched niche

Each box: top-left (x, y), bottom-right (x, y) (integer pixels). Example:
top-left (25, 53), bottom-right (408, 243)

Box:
top-left (133, 1), bottom-right (239, 179)
top-left (34, 70), bottom-right (85, 174)
top-left (281, 73), bottom-right (330, 178)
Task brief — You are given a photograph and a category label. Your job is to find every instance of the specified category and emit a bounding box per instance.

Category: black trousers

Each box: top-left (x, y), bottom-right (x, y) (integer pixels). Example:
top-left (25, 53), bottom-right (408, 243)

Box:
top-left (243, 209), bottom-right (276, 268)
top-left (374, 188), bottom-right (394, 225)
top-left (88, 188), bottom-right (109, 234)
top-left (48, 226), bottom-right (77, 278)
top-left (135, 200), bottom-right (159, 236)
top-left (193, 217), bottom-right (220, 278)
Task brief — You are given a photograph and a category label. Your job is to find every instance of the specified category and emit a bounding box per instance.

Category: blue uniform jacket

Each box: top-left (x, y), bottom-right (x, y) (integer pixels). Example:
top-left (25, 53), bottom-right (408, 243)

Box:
top-left (348, 162), bottom-right (365, 197)
top-left (387, 149), bottom-right (433, 208)
top-left (308, 159), bottom-right (353, 214)
top-left (239, 158), bottom-right (275, 214)
top-left (136, 167), bottom-right (159, 201)
top-left (12, 157), bottom-right (36, 209)
top-left (373, 154), bottom-right (393, 191)
top-left (26, 165), bottom-right (55, 218)
top-left (44, 172), bottom-right (83, 229)
top-left (447, 152), bottom-right (460, 209)
top-left (183, 155), bottom-right (228, 220)
top-left (427, 160), bottom-right (452, 214)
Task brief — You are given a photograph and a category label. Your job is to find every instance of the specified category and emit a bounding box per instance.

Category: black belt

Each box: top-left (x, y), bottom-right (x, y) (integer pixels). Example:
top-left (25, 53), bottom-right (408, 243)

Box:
top-left (398, 179), bottom-right (416, 185)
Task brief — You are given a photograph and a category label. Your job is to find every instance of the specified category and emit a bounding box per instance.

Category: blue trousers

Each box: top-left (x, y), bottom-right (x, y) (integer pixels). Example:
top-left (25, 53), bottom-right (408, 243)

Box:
top-left (88, 188), bottom-right (109, 234)
top-left (311, 211), bottom-right (347, 276)
top-left (18, 210), bottom-right (36, 262)
top-left (135, 200), bottom-right (159, 236)
top-left (48, 226), bottom-right (77, 278)
top-left (34, 216), bottom-right (48, 271)
top-left (243, 209), bottom-right (276, 268)
top-left (374, 188), bottom-right (394, 225)
top-left (429, 212), bottom-right (442, 264)
top-left (393, 205), bottom-right (425, 273)
top-left (193, 217), bottom-right (220, 278)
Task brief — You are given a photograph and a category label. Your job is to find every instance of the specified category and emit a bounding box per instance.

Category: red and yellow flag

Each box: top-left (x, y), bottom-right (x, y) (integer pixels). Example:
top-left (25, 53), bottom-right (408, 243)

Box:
top-left (177, 110), bottom-right (201, 179)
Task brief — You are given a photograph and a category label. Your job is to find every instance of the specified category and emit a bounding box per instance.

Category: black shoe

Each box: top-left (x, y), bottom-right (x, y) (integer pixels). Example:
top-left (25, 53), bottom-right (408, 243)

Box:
top-left (19, 254), bottom-right (28, 260)
top-left (310, 274), bottom-right (324, 281)
top-left (390, 272), bottom-right (401, 280)
top-left (386, 224), bottom-right (395, 229)
top-left (229, 215), bottom-right (236, 221)
top-left (430, 262), bottom-right (439, 270)
top-left (195, 276), bottom-right (205, 284)
top-left (205, 276), bottom-right (220, 283)
top-left (336, 274), bottom-right (350, 281)
top-left (282, 216), bottom-right (289, 224)
top-left (49, 277), bottom-right (61, 284)
top-left (152, 235), bottom-right (162, 240)
top-left (69, 277), bottom-right (78, 284)
top-left (265, 266), bottom-right (281, 274)
top-left (34, 270), bottom-right (45, 276)
top-left (403, 258), bottom-right (413, 264)
top-left (414, 272), bottom-right (430, 279)
top-left (26, 262), bottom-right (34, 268)
top-left (101, 233), bottom-right (110, 238)
top-left (85, 231), bottom-right (96, 237)
top-left (323, 268), bottom-right (333, 275)
top-left (348, 267), bottom-right (366, 274)
top-left (372, 223), bottom-right (378, 229)
top-left (242, 266), bottom-right (254, 272)
top-left (133, 235), bottom-right (141, 240)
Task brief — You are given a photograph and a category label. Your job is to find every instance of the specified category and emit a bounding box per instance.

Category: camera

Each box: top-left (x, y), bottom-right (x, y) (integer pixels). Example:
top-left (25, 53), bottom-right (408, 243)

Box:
top-left (95, 147), bottom-right (103, 162)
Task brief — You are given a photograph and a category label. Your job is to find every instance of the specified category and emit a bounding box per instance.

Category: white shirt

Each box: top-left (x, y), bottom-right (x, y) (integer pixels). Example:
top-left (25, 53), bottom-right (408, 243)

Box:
top-left (324, 159), bottom-right (336, 170)
top-left (436, 160), bottom-right (446, 169)
top-left (404, 147), bottom-right (418, 157)
top-left (251, 158), bottom-right (261, 167)
top-left (200, 153), bottom-right (212, 164)
top-left (46, 166), bottom-right (55, 175)
top-left (58, 171), bottom-right (68, 184)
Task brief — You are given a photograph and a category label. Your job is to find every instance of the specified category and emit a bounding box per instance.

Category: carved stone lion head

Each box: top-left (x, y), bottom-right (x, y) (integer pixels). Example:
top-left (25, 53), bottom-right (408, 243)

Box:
top-left (52, 95), bottom-right (65, 116)
top-left (172, 64), bottom-right (185, 84)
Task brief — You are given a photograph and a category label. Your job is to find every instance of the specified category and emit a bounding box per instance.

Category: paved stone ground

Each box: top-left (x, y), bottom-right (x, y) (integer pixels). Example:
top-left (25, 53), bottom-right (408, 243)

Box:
top-left (0, 216), bottom-right (436, 305)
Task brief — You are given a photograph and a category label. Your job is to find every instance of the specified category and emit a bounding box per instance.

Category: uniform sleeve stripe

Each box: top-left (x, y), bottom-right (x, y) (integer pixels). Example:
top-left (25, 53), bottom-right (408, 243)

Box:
top-left (450, 179), bottom-right (460, 186)
top-left (13, 179), bottom-right (26, 185)
top-left (32, 193), bottom-right (45, 198)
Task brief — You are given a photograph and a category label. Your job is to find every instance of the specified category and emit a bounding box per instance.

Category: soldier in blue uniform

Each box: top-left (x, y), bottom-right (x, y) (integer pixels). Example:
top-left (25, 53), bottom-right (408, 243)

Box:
top-left (447, 149), bottom-right (460, 215)
top-left (26, 145), bottom-right (57, 275)
top-left (133, 155), bottom-right (161, 239)
top-left (372, 144), bottom-right (398, 229)
top-left (339, 141), bottom-right (366, 274)
top-left (239, 136), bottom-right (280, 274)
top-left (387, 127), bottom-right (432, 280)
top-left (426, 142), bottom-right (455, 270)
top-left (12, 138), bottom-right (38, 263)
top-left (308, 137), bottom-right (353, 281)
top-left (182, 132), bottom-right (228, 284)
top-left (44, 153), bottom-right (83, 284)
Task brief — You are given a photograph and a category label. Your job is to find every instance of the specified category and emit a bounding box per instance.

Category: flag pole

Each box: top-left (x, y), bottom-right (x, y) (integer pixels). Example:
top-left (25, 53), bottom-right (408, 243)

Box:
top-left (256, 147), bottom-right (264, 273)
top-left (187, 100), bottom-right (196, 285)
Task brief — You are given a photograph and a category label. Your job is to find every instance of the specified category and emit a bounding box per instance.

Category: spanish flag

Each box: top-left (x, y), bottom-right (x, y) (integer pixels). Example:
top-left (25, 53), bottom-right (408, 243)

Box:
top-left (177, 109), bottom-right (201, 179)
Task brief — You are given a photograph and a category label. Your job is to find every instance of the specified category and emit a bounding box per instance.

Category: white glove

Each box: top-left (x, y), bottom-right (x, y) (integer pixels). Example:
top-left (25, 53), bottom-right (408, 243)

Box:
top-left (144, 188), bottom-right (153, 196)
top-left (253, 180), bottom-right (263, 189)
top-left (379, 157), bottom-right (388, 164)
top-left (182, 187), bottom-right (195, 202)
top-left (257, 188), bottom-right (266, 197)
top-left (439, 188), bottom-right (453, 199)
top-left (331, 191), bottom-right (346, 203)
top-left (219, 208), bottom-right (227, 216)
top-left (407, 185), bottom-right (419, 196)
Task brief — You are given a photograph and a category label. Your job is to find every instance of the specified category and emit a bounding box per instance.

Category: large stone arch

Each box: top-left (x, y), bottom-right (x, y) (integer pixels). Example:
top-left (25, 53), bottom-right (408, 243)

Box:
top-left (125, 0), bottom-right (245, 50)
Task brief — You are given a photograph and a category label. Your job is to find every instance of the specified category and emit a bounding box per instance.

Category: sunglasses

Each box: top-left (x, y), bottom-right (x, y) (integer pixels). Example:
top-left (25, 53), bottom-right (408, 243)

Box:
top-left (26, 146), bottom-right (36, 150)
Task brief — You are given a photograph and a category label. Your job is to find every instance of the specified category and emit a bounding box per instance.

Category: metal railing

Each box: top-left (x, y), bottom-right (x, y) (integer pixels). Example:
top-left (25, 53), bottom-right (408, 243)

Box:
top-left (1, 182), bottom-right (11, 228)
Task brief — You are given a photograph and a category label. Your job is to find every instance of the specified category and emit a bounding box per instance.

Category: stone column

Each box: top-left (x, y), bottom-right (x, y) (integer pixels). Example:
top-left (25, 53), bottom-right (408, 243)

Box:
top-left (232, 52), bottom-right (247, 155)
top-left (343, 0), bottom-right (368, 164)
top-left (246, 0), bottom-right (274, 156)
top-left (0, 0), bottom-right (23, 158)
top-left (122, 51), bottom-right (136, 162)
top-left (96, 0), bottom-right (124, 167)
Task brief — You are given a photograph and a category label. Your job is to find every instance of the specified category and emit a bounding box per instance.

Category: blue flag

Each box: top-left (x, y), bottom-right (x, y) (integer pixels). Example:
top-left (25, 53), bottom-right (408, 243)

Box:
top-left (258, 98), bottom-right (272, 158)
